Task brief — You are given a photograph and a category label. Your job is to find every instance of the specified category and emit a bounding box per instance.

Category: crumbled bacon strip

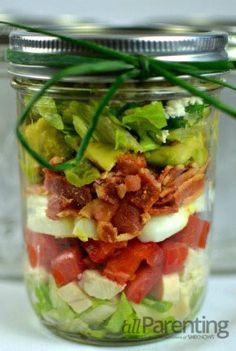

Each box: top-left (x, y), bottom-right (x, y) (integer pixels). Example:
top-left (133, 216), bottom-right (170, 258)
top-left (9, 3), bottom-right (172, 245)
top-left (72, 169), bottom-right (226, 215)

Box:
top-left (116, 183), bottom-right (127, 199)
top-left (116, 154), bottom-right (147, 175)
top-left (80, 198), bottom-right (118, 222)
top-left (97, 221), bottom-right (119, 242)
top-left (112, 199), bottom-right (142, 234)
top-left (130, 168), bottom-right (161, 211)
top-left (125, 174), bottom-right (141, 192)
top-left (46, 194), bottom-right (73, 220)
top-left (174, 173), bottom-right (205, 206)
top-left (149, 206), bottom-right (178, 216)
top-left (94, 173), bottom-right (124, 204)
top-left (44, 169), bottom-right (92, 208)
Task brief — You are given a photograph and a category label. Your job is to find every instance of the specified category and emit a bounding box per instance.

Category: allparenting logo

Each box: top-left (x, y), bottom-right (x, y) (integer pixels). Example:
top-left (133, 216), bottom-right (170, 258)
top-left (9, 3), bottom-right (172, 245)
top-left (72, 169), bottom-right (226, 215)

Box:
top-left (122, 316), bottom-right (230, 339)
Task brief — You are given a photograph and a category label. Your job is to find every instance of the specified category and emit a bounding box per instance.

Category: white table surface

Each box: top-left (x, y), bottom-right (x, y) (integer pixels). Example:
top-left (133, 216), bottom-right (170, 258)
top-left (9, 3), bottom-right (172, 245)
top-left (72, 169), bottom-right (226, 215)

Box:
top-left (0, 275), bottom-right (235, 351)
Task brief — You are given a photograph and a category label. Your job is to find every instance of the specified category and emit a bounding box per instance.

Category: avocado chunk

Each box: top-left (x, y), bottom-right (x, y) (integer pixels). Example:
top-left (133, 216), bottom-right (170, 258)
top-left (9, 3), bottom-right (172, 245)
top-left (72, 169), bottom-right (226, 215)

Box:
top-left (24, 118), bottom-right (73, 161)
top-left (145, 133), bottom-right (208, 167)
top-left (86, 142), bottom-right (121, 171)
top-left (22, 118), bottom-right (73, 183)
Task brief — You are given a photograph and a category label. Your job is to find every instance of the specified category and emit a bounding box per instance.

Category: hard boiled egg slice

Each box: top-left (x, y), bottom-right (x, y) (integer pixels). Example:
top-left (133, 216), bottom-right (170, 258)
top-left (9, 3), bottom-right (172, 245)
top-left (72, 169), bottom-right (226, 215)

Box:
top-left (73, 217), bottom-right (97, 241)
top-left (139, 207), bottom-right (189, 243)
top-left (185, 193), bottom-right (206, 215)
top-left (27, 194), bottom-right (74, 237)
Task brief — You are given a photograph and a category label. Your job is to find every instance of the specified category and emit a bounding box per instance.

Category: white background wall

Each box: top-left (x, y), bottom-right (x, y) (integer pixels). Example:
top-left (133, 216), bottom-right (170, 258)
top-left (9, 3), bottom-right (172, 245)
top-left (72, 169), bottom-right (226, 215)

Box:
top-left (1, 0), bottom-right (236, 24)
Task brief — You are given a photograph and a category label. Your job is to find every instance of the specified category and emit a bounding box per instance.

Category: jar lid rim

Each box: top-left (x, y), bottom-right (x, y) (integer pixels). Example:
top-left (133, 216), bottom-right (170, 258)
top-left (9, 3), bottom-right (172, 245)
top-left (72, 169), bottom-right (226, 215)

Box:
top-left (9, 26), bottom-right (228, 63)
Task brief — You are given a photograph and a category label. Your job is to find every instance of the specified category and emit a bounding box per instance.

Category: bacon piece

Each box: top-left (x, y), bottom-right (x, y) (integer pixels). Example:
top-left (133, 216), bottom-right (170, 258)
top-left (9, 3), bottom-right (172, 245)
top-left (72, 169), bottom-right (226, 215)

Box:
top-left (150, 164), bottom-right (206, 216)
top-left (57, 208), bottom-right (81, 218)
top-left (174, 173), bottom-right (205, 206)
top-left (82, 240), bottom-right (127, 263)
top-left (116, 183), bottom-right (127, 199)
top-left (130, 168), bottom-right (161, 211)
top-left (46, 194), bottom-right (73, 220)
top-left (116, 154), bottom-right (147, 175)
top-left (159, 185), bottom-right (176, 199)
top-left (97, 221), bottom-right (118, 242)
top-left (44, 169), bottom-right (92, 208)
top-left (125, 174), bottom-right (141, 192)
top-left (149, 206), bottom-right (178, 215)
top-left (112, 199), bottom-right (142, 234)
top-left (170, 166), bottom-right (200, 188)
top-left (80, 198), bottom-right (118, 222)
top-left (159, 165), bottom-right (185, 186)
top-left (94, 173), bottom-right (124, 204)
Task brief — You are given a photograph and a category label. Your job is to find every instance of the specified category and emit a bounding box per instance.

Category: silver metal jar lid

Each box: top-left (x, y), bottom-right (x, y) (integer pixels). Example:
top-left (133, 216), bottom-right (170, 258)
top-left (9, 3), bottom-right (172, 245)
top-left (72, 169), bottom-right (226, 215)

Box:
top-left (146, 20), bottom-right (236, 60)
top-left (185, 19), bottom-right (236, 61)
top-left (8, 26), bottom-right (228, 80)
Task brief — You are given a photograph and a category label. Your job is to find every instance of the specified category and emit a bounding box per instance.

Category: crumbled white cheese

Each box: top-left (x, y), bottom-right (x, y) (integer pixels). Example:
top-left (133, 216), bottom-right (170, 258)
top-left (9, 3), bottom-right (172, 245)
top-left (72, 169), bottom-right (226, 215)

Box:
top-left (165, 99), bottom-right (186, 118)
top-left (161, 130), bottom-right (169, 143)
top-left (182, 97), bottom-right (203, 106)
top-left (165, 97), bottom-right (203, 118)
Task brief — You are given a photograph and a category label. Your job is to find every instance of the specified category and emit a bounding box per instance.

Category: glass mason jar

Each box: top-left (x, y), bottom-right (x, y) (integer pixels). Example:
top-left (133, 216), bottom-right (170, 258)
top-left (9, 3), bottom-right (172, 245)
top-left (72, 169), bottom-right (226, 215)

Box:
top-left (0, 22), bottom-right (23, 279)
top-left (8, 28), bottom-right (228, 344)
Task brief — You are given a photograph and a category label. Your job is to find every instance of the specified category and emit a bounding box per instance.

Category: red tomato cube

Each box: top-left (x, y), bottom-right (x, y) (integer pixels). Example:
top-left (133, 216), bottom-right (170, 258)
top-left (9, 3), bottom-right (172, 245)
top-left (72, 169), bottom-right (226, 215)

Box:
top-left (170, 215), bottom-right (210, 249)
top-left (160, 241), bottom-right (188, 274)
top-left (25, 230), bottom-right (61, 270)
top-left (82, 240), bottom-right (127, 264)
top-left (125, 264), bottom-right (163, 304)
top-left (103, 240), bottom-right (163, 285)
top-left (51, 247), bottom-right (86, 286)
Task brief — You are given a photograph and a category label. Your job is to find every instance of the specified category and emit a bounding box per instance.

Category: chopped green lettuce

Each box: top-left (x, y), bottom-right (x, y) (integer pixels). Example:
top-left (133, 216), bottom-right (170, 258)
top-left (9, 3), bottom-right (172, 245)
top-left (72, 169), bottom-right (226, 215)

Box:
top-left (34, 97), bottom-right (64, 130)
top-left (65, 159), bottom-right (100, 187)
top-left (26, 272), bottom-right (185, 340)
top-left (34, 281), bottom-right (52, 315)
top-left (185, 103), bottom-right (206, 126)
top-left (73, 100), bottom-right (142, 152)
top-left (105, 293), bottom-right (134, 334)
top-left (123, 102), bottom-right (167, 132)
top-left (142, 298), bottom-right (173, 313)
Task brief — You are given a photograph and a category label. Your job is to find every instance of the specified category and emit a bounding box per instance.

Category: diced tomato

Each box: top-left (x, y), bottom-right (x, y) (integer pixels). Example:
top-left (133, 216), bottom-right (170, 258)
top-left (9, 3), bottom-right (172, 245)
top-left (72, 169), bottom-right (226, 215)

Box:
top-left (112, 200), bottom-right (142, 234)
top-left (51, 247), bottom-right (86, 286)
top-left (82, 240), bottom-right (128, 264)
top-left (103, 240), bottom-right (163, 285)
top-left (125, 264), bottom-right (163, 304)
top-left (25, 230), bottom-right (61, 270)
top-left (160, 241), bottom-right (188, 274)
top-left (170, 215), bottom-right (210, 249)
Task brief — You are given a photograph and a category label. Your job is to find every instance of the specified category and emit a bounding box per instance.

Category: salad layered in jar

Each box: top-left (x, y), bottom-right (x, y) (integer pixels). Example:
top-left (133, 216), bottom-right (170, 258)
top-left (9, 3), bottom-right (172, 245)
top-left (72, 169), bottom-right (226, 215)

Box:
top-left (21, 90), bottom-right (216, 343)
